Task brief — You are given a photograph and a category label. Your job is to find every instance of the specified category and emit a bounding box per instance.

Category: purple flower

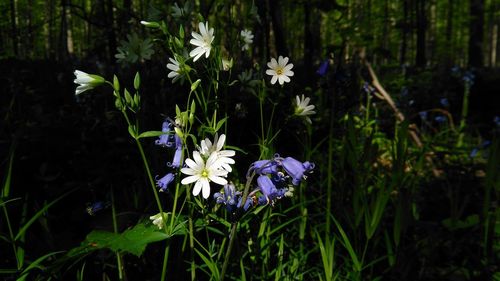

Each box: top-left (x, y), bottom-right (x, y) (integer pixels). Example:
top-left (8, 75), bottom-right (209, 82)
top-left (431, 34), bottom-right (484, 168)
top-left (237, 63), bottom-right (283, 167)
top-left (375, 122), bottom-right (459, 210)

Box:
top-left (155, 121), bottom-right (176, 148)
top-left (440, 98), bottom-right (449, 107)
top-left (494, 116), bottom-right (500, 127)
top-left (256, 175), bottom-right (287, 205)
top-left (156, 172), bottom-right (175, 192)
top-left (86, 201), bottom-right (110, 216)
top-left (317, 59), bottom-right (329, 76)
top-left (247, 159), bottom-right (279, 178)
top-left (214, 183), bottom-right (253, 212)
top-left (279, 157), bottom-right (315, 186)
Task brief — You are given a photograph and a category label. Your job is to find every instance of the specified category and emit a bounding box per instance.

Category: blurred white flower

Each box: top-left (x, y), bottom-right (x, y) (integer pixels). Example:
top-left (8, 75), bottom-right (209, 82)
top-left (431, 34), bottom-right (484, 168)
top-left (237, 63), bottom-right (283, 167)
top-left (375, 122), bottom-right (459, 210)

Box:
top-left (240, 29), bottom-right (254, 51)
top-left (265, 56), bottom-right (294, 85)
top-left (73, 70), bottom-right (105, 95)
top-left (294, 95), bottom-right (316, 124)
top-left (181, 151), bottom-right (228, 199)
top-left (189, 22), bottom-right (215, 62)
top-left (167, 57), bottom-right (183, 82)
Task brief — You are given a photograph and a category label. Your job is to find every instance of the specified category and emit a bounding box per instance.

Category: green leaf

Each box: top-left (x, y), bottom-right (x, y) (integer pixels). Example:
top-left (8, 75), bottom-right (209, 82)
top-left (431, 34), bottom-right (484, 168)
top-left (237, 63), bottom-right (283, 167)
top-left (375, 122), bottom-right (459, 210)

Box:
top-left (83, 223), bottom-right (170, 257)
top-left (128, 125), bottom-right (138, 139)
top-left (17, 251), bottom-right (64, 281)
top-left (15, 189), bottom-right (75, 241)
top-left (137, 131), bottom-right (164, 139)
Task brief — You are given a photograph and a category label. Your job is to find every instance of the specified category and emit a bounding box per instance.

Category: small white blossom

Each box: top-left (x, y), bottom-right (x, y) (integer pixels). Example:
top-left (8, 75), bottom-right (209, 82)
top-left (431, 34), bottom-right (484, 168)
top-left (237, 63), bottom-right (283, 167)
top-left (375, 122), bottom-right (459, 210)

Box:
top-left (189, 22), bottom-right (215, 62)
top-left (294, 95), bottom-right (316, 124)
top-left (265, 56), bottom-right (294, 85)
top-left (167, 57), bottom-right (183, 82)
top-left (181, 151), bottom-right (229, 199)
top-left (199, 134), bottom-right (235, 172)
top-left (149, 212), bottom-right (169, 229)
top-left (73, 70), bottom-right (105, 95)
top-left (240, 29), bottom-right (254, 51)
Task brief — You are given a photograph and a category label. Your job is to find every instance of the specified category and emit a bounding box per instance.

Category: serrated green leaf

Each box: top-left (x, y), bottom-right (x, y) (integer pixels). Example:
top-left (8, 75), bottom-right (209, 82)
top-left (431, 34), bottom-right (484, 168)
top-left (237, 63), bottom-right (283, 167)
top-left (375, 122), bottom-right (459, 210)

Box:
top-left (84, 223), bottom-right (169, 257)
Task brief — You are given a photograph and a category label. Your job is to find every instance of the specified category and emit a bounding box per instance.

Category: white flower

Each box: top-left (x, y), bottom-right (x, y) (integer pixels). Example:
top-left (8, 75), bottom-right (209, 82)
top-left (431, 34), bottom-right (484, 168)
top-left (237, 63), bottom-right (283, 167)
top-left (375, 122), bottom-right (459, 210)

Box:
top-left (240, 29), bottom-right (254, 51)
top-left (189, 22), bottom-right (215, 62)
top-left (265, 56), bottom-right (294, 85)
top-left (150, 212), bottom-right (169, 229)
top-left (199, 134), bottom-right (235, 172)
top-left (167, 57), bottom-right (183, 82)
top-left (294, 95), bottom-right (316, 124)
top-left (181, 151), bottom-right (228, 199)
top-left (73, 70), bottom-right (105, 95)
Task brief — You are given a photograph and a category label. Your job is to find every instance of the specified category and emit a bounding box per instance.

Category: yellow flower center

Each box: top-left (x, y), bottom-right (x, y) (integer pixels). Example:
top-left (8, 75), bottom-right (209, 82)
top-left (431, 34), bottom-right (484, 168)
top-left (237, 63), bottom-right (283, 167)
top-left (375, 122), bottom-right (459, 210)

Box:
top-left (201, 169), bottom-right (209, 178)
top-left (276, 68), bottom-right (284, 75)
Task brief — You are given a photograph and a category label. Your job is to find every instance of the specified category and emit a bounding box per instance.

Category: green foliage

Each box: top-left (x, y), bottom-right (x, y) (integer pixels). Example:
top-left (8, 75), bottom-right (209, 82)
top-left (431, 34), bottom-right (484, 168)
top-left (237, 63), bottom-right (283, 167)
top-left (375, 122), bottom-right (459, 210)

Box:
top-left (115, 33), bottom-right (155, 64)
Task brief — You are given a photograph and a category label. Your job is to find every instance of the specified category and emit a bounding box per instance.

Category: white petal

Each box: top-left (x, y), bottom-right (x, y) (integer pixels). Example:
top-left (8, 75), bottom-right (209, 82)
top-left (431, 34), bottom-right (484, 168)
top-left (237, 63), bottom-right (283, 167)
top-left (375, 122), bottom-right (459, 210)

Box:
top-left (184, 158), bottom-right (199, 170)
top-left (193, 180), bottom-right (202, 196)
top-left (201, 178), bottom-right (211, 199)
top-left (199, 22), bottom-right (207, 36)
top-left (182, 175), bottom-right (201, 185)
top-left (209, 175), bottom-right (227, 186)
top-left (266, 69), bottom-right (276, 76)
top-left (180, 167), bottom-right (198, 176)
top-left (271, 75), bottom-right (278, 85)
top-left (217, 134), bottom-right (226, 151)
top-left (192, 151), bottom-right (204, 166)
top-left (283, 64), bottom-right (294, 72)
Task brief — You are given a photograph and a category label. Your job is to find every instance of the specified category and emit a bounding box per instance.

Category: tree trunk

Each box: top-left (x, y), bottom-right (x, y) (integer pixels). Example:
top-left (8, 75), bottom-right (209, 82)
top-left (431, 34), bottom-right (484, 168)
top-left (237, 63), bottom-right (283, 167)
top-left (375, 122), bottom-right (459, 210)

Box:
top-left (59, 0), bottom-right (69, 61)
top-left (10, 0), bottom-right (19, 57)
top-left (415, 0), bottom-right (426, 67)
top-left (269, 0), bottom-right (288, 57)
top-left (304, 2), bottom-right (313, 82)
top-left (468, 0), bottom-right (484, 67)
top-left (400, 0), bottom-right (409, 65)
top-left (445, 0), bottom-right (454, 65)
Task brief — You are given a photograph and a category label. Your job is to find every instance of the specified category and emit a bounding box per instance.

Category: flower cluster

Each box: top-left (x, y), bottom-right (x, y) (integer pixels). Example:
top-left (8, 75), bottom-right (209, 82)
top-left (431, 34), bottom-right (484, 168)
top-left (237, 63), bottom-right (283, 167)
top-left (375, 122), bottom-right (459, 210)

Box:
top-left (155, 119), bottom-right (184, 192)
top-left (180, 134), bottom-right (235, 199)
top-left (213, 155), bottom-right (314, 211)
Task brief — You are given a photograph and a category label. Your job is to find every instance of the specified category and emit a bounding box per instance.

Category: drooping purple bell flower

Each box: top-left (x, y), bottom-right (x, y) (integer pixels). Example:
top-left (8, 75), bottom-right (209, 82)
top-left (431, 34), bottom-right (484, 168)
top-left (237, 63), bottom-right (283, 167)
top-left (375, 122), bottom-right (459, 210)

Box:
top-left (279, 157), bottom-right (315, 186)
top-left (155, 121), bottom-right (176, 148)
top-left (419, 111), bottom-right (428, 120)
top-left (317, 59), bottom-right (329, 76)
top-left (246, 159), bottom-right (279, 178)
top-left (257, 175), bottom-right (287, 205)
top-left (440, 98), bottom-right (449, 107)
top-left (214, 183), bottom-right (248, 212)
top-left (156, 172), bottom-right (175, 192)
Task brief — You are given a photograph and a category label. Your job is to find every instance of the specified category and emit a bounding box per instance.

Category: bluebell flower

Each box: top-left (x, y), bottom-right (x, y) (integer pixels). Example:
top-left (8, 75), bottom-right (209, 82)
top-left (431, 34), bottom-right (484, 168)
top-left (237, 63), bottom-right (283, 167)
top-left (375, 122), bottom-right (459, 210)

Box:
top-left (317, 59), bottom-right (329, 76)
top-left (256, 175), bottom-right (287, 205)
top-left (470, 140), bottom-right (491, 158)
top-left (86, 201), bottom-right (110, 216)
top-left (214, 183), bottom-right (241, 212)
top-left (155, 120), bottom-right (176, 148)
top-left (419, 111), bottom-right (428, 120)
top-left (451, 66), bottom-right (460, 75)
top-left (440, 98), bottom-right (449, 107)
top-left (463, 71), bottom-right (475, 86)
top-left (278, 157), bottom-right (315, 186)
top-left (494, 116), bottom-right (500, 127)
top-left (363, 82), bottom-right (374, 94)
top-left (246, 159), bottom-right (279, 177)
top-left (156, 172), bottom-right (175, 192)
top-left (435, 115), bottom-right (446, 123)
top-left (170, 135), bottom-right (183, 168)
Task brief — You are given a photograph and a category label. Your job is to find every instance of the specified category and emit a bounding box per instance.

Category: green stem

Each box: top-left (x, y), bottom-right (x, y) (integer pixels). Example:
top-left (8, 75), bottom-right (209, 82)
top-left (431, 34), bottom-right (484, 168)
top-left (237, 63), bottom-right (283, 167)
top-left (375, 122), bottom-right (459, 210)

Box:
top-left (220, 172), bottom-right (256, 281)
top-left (111, 188), bottom-right (125, 281)
top-left (457, 85), bottom-right (470, 147)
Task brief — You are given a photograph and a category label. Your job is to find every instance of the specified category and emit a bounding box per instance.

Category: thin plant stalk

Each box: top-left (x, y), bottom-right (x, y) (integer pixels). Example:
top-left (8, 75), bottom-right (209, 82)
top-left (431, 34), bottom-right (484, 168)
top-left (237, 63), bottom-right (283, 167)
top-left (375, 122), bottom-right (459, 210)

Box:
top-left (111, 187), bottom-right (125, 281)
